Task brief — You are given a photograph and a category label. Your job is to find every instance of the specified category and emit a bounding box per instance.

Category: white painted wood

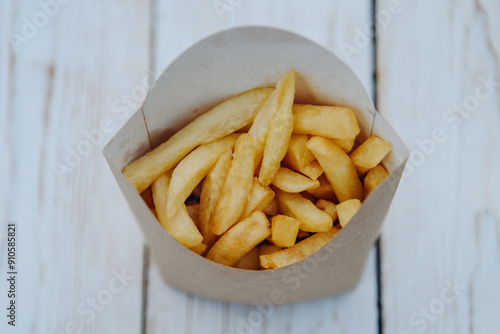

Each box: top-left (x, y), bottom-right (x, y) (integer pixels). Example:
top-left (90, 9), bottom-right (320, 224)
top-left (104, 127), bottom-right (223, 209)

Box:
top-left (377, 0), bottom-right (500, 333)
top-left (146, 1), bottom-right (378, 333)
top-left (0, 1), bottom-right (151, 333)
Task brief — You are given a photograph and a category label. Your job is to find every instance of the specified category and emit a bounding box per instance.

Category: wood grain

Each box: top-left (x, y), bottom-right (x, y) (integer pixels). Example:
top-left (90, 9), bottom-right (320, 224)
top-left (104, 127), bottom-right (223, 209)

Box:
top-left (0, 0), bottom-right (151, 332)
top-left (146, 1), bottom-right (378, 333)
top-left (377, 0), bottom-right (500, 333)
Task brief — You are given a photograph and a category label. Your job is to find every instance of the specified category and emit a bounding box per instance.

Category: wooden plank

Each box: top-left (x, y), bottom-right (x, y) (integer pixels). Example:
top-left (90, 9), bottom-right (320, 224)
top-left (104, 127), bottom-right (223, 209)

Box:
top-left (377, 0), bottom-right (500, 333)
top-left (0, 1), bottom-right (150, 332)
top-left (146, 1), bottom-right (378, 333)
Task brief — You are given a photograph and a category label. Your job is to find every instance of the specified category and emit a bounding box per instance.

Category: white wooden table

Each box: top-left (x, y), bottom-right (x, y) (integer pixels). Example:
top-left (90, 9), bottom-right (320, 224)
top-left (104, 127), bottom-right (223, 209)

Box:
top-left (1, 1), bottom-right (499, 333)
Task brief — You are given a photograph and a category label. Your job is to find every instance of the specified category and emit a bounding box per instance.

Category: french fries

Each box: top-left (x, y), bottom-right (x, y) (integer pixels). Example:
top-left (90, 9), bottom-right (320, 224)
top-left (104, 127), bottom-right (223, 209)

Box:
top-left (240, 178), bottom-right (275, 220)
top-left (307, 136), bottom-right (363, 202)
top-left (207, 211), bottom-right (271, 266)
top-left (249, 70), bottom-right (296, 169)
top-left (271, 167), bottom-right (320, 193)
top-left (199, 149), bottom-right (232, 250)
top-left (123, 87), bottom-right (273, 193)
top-left (350, 136), bottom-right (392, 175)
top-left (211, 134), bottom-right (255, 235)
top-left (271, 215), bottom-right (301, 248)
top-left (337, 199), bottom-right (362, 227)
top-left (151, 172), bottom-right (203, 248)
top-left (260, 227), bottom-right (341, 269)
top-left (275, 189), bottom-right (333, 232)
top-left (166, 134), bottom-right (240, 218)
top-left (364, 164), bottom-right (390, 197)
top-left (293, 104), bottom-right (360, 140)
top-left (126, 70), bottom-right (393, 271)
top-left (259, 71), bottom-right (296, 185)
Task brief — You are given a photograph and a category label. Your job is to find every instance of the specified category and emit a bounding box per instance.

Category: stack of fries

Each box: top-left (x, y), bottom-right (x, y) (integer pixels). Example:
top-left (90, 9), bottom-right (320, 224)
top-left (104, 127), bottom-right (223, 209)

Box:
top-left (122, 70), bottom-right (392, 270)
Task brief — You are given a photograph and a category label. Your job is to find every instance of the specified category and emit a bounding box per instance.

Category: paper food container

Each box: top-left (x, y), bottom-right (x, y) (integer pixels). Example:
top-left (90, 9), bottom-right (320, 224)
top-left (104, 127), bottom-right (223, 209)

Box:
top-left (103, 27), bottom-right (409, 304)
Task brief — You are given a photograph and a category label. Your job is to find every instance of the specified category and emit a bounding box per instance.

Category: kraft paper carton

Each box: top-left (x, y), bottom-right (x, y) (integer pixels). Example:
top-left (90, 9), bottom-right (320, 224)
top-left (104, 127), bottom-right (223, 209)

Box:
top-left (103, 27), bottom-right (409, 304)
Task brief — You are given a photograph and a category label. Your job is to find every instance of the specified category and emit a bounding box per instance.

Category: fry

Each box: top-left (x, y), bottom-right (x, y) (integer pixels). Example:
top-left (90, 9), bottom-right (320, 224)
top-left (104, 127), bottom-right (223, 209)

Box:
top-left (350, 136), bottom-right (392, 175)
top-left (307, 174), bottom-right (335, 200)
top-left (186, 204), bottom-right (200, 228)
top-left (211, 134), bottom-right (255, 235)
top-left (283, 156), bottom-right (323, 180)
top-left (189, 243), bottom-right (207, 255)
top-left (249, 71), bottom-right (296, 169)
top-left (307, 136), bottom-right (363, 202)
top-left (284, 134), bottom-right (316, 169)
top-left (263, 198), bottom-right (278, 216)
top-left (166, 134), bottom-right (240, 218)
top-left (271, 167), bottom-right (319, 193)
top-left (260, 227), bottom-right (341, 269)
top-left (234, 247), bottom-right (260, 270)
top-left (275, 189), bottom-right (332, 232)
top-left (199, 149), bottom-right (232, 249)
top-left (364, 164), bottom-right (390, 198)
top-left (152, 172), bottom-right (203, 248)
top-left (259, 71), bottom-right (296, 185)
top-left (122, 87), bottom-right (273, 193)
top-left (240, 177), bottom-right (275, 220)
top-left (292, 104), bottom-right (360, 140)
top-left (316, 199), bottom-right (338, 221)
top-left (337, 199), bottom-right (362, 227)
top-left (207, 211), bottom-right (271, 266)
top-left (271, 215), bottom-right (301, 248)
top-left (296, 230), bottom-right (310, 239)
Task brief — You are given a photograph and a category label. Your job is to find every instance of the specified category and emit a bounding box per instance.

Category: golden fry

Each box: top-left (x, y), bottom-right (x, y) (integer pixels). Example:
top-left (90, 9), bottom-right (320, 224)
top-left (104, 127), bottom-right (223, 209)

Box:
top-left (307, 174), bottom-right (335, 201)
top-left (259, 71), bottom-right (296, 185)
top-left (307, 136), bottom-right (363, 202)
top-left (211, 134), bottom-right (255, 235)
top-left (260, 227), bottom-right (341, 269)
top-left (263, 198), bottom-right (279, 216)
top-left (293, 104), bottom-right (360, 140)
top-left (152, 172), bottom-right (203, 248)
top-left (207, 211), bottom-right (271, 266)
top-left (316, 199), bottom-right (338, 221)
top-left (122, 87), bottom-right (273, 193)
top-left (166, 134), bottom-right (240, 218)
top-left (271, 215), bottom-right (301, 248)
top-left (364, 164), bottom-right (390, 198)
top-left (337, 199), bottom-right (362, 227)
top-left (234, 247), bottom-right (261, 270)
top-left (189, 243), bottom-right (207, 255)
top-left (284, 134), bottom-right (316, 169)
top-left (350, 136), bottom-right (392, 175)
top-left (275, 189), bottom-right (332, 232)
top-left (199, 149), bottom-right (232, 249)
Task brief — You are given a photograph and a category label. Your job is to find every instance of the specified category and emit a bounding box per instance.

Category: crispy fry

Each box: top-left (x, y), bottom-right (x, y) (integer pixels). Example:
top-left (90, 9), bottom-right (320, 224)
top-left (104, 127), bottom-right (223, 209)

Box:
top-left (259, 71), bottom-right (296, 185)
top-left (186, 204), bottom-right (200, 228)
top-left (259, 244), bottom-right (282, 256)
top-left (271, 215), bottom-right (301, 248)
top-left (350, 136), bottom-right (392, 175)
top-left (198, 149), bottom-right (232, 250)
top-left (166, 134), bottom-right (240, 218)
top-left (271, 167), bottom-right (320, 193)
top-left (284, 134), bottom-right (316, 169)
top-left (293, 104), bottom-right (360, 140)
top-left (296, 230), bottom-right (310, 239)
top-left (240, 177), bottom-right (275, 220)
top-left (152, 172), bottom-right (203, 248)
top-left (211, 134), bottom-right (255, 235)
top-left (123, 87), bottom-right (273, 193)
top-left (283, 156), bottom-right (323, 180)
top-left (337, 199), bottom-right (362, 227)
top-left (234, 247), bottom-right (261, 270)
top-left (307, 174), bottom-right (336, 201)
top-left (364, 164), bottom-right (390, 198)
top-left (260, 227), bottom-right (341, 269)
top-left (207, 211), bottom-right (271, 266)
top-left (332, 137), bottom-right (356, 153)
top-left (275, 189), bottom-right (332, 232)
top-left (307, 136), bottom-right (363, 202)
top-left (263, 198), bottom-right (278, 216)
top-left (316, 199), bottom-right (338, 221)
top-left (249, 71), bottom-right (296, 169)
